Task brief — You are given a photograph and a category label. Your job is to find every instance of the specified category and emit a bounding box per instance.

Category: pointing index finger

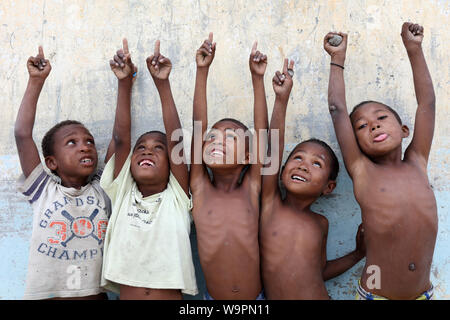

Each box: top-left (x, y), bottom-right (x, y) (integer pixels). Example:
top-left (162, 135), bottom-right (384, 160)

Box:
top-left (123, 38), bottom-right (129, 55)
top-left (208, 32), bottom-right (213, 44)
top-left (38, 46), bottom-right (44, 58)
top-left (154, 40), bottom-right (160, 56)
top-left (251, 41), bottom-right (258, 54)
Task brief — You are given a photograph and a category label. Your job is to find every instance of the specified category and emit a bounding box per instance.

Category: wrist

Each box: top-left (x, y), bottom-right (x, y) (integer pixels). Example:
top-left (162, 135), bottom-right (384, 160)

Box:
top-left (28, 77), bottom-right (46, 87)
top-left (406, 44), bottom-right (423, 56)
top-left (118, 77), bottom-right (133, 89)
top-left (275, 94), bottom-right (289, 104)
top-left (251, 73), bottom-right (264, 80)
top-left (330, 55), bottom-right (346, 66)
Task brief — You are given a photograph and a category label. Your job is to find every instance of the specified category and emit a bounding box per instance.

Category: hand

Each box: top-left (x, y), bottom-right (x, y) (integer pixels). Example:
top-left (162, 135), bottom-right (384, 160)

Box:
top-left (355, 224), bottom-right (366, 257)
top-left (146, 40), bottom-right (172, 81)
top-left (401, 22), bottom-right (424, 52)
top-left (249, 41), bottom-right (267, 76)
top-left (110, 38), bottom-right (137, 82)
top-left (27, 46), bottom-right (51, 81)
top-left (196, 32), bottom-right (216, 68)
top-left (272, 58), bottom-right (294, 100)
top-left (324, 32), bottom-right (348, 64)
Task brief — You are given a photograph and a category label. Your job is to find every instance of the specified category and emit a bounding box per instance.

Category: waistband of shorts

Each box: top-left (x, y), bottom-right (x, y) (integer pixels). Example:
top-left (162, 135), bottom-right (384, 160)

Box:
top-left (357, 279), bottom-right (434, 300)
top-left (204, 289), bottom-right (266, 300)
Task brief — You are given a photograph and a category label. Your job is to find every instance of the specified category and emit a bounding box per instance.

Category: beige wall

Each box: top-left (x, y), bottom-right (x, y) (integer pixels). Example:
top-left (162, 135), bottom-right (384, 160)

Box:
top-left (1, 0), bottom-right (449, 299)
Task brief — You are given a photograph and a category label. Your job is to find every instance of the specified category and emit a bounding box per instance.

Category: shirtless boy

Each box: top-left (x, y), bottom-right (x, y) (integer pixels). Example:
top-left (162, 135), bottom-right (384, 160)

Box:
top-left (260, 59), bottom-right (365, 300)
top-left (190, 33), bottom-right (268, 299)
top-left (324, 22), bottom-right (437, 299)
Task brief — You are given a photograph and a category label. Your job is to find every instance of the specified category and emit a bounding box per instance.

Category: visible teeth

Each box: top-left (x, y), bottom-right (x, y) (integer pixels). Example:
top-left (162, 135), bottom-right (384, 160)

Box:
top-left (211, 150), bottom-right (224, 156)
top-left (139, 159), bottom-right (154, 167)
top-left (81, 158), bottom-right (92, 164)
top-left (292, 175), bottom-right (306, 182)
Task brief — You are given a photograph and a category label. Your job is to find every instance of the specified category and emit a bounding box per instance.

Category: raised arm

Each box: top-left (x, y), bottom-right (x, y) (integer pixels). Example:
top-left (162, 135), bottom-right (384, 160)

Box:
top-left (15, 46), bottom-right (51, 177)
top-left (243, 41), bottom-right (269, 190)
top-left (322, 224), bottom-right (365, 281)
top-left (261, 59), bottom-right (294, 205)
top-left (146, 40), bottom-right (189, 195)
top-left (107, 38), bottom-right (137, 178)
top-left (190, 33), bottom-right (216, 190)
top-left (324, 33), bottom-right (364, 177)
top-left (402, 23), bottom-right (436, 164)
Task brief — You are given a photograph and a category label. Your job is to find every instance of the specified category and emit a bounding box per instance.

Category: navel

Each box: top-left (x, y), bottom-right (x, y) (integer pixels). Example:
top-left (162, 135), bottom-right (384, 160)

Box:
top-left (408, 263), bottom-right (416, 272)
top-left (232, 286), bottom-right (240, 293)
top-left (207, 210), bottom-right (213, 215)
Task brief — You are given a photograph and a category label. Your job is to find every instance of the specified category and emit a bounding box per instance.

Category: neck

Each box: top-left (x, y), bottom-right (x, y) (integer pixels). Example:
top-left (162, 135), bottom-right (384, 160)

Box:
top-left (284, 192), bottom-right (317, 212)
top-left (370, 145), bottom-right (403, 166)
top-left (59, 175), bottom-right (89, 190)
top-left (211, 167), bottom-right (243, 192)
top-left (137, 181), bottom-right (167, 197)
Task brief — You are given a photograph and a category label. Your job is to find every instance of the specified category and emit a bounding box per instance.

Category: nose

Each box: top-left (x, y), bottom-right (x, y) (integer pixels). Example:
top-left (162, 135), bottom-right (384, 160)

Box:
top-left (371, 124), bottom-right (381, 131)
top-left (298, 164), bottom-right (309, 173)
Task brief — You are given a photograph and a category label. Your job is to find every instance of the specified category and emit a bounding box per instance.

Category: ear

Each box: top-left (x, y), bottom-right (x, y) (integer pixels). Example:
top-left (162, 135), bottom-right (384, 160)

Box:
top-left (322, 180), bottom-right (336, 196)
top-left (45, 156), bottom-right (58, 172)
top-left (401, 125), bottom-right (410, 138)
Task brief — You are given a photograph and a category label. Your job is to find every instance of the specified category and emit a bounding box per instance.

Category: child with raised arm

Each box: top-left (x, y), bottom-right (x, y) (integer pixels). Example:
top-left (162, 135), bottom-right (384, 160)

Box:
top-left (260, 59), bottom-right (365, 300)
top-left (15, 47), bottom-right (110, 300)
top-left (190, 33), bottom-right (268, 300)
top-left (324, 23), bottom-right (437, 300)
top-left (100, 39), bottom-right (197, 299)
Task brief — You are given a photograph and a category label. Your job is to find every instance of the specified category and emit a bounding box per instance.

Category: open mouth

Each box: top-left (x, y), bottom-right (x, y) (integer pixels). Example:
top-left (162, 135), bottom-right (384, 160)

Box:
top-left (291, 175), bottom-right (307, 182)
top-left (210, 148), bottom-right (225, 157)
top-left (373, 133), bottom-right (388, 143)
top-left (80, 157), bottom-right (94, 165)
top-left (138, 159), bottom-right (155, 167)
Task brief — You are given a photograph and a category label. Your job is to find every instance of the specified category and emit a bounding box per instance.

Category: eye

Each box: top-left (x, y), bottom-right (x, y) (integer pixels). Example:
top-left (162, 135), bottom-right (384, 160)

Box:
top-left (137, 145), bottom-right (145, 150)
top-left (378, 115), bottom-right (388, 120)
top-left (357, 123), bottom-right (367, 130)
top-left (294, 156), bottom-right (302, 161)
top-left (87, 139), bottom-right (95, 145)
top-left (155, 145), bottom-right (164, 150)
top-left (67, 139), bottom-right (75, 146)
top-left (206, 134), bottom-right (215, 141)
top-left (313, 161), bottom-right (322, 168)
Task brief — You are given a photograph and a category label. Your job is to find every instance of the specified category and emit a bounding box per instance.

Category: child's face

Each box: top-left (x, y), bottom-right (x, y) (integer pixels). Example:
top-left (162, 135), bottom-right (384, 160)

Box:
top-left (203, 120), bottom-right (249, 169)
top-left (45, 124), bottom-right (98, 181)
top-left (131, 132), bottom-right (170, 186)
top-left (281, 142), bottom-right (335, 197)
top-left (351, 103), bottom-right (409, 158)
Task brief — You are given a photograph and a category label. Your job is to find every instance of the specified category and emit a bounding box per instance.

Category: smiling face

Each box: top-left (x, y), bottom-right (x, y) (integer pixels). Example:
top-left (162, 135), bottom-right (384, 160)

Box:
top-left (202, 120), bottom-right (250, 170)
top-left (130, 131), bottom-right (170, 187)
top-left (281, 141), bottom-right (336, 198)
top-left (350, 102), bottom-right (409, 158)
top-left (44, 124), bottom-right (98, 184)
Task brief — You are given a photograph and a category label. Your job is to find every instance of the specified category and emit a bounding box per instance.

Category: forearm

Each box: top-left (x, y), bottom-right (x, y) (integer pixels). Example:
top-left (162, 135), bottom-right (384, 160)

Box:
top-left (323, 250), bottom-right (364, 281)
top-left (193, 67), bottom-right (209, 130)
top-left (155, 79), bottom-right (183, 146)
top-left (269, 96), bottom-right (289, 169)
top-left (112, 79), bottom-right (132, 146)
top-left (327, 57), bottom-right (347, 113)
top-left (252, 75), bottom-right (268, 166)
top-left (15, 78), bottom-right (45, 138)
top-left (407, 47), bottom-right (435, 108)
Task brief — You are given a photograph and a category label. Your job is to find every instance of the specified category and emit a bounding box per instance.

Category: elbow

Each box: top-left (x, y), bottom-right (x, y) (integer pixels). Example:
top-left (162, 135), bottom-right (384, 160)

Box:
top-left (14, 126), bottom-right (32, 141)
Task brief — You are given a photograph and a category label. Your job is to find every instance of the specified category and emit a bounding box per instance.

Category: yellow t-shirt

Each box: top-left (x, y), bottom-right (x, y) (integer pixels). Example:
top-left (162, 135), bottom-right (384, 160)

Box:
top-left (100, 153), bottom-right (198, 296)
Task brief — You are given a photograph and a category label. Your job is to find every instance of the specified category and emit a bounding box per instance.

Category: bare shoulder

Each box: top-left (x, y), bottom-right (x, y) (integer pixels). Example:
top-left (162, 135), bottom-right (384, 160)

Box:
top-left (314, 213), bottom-right (329, 233)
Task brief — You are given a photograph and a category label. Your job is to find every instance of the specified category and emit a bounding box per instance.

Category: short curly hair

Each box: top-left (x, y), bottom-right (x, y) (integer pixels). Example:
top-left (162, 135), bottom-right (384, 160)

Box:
top-left (285, 138), bottom-right (340, 181)
top-left (41, 120), bottom-right (84, 158)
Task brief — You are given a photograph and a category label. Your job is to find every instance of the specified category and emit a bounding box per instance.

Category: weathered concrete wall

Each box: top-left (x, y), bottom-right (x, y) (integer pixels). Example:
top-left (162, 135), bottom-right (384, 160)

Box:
top-left (0, 0), bottom-right (448, 299)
